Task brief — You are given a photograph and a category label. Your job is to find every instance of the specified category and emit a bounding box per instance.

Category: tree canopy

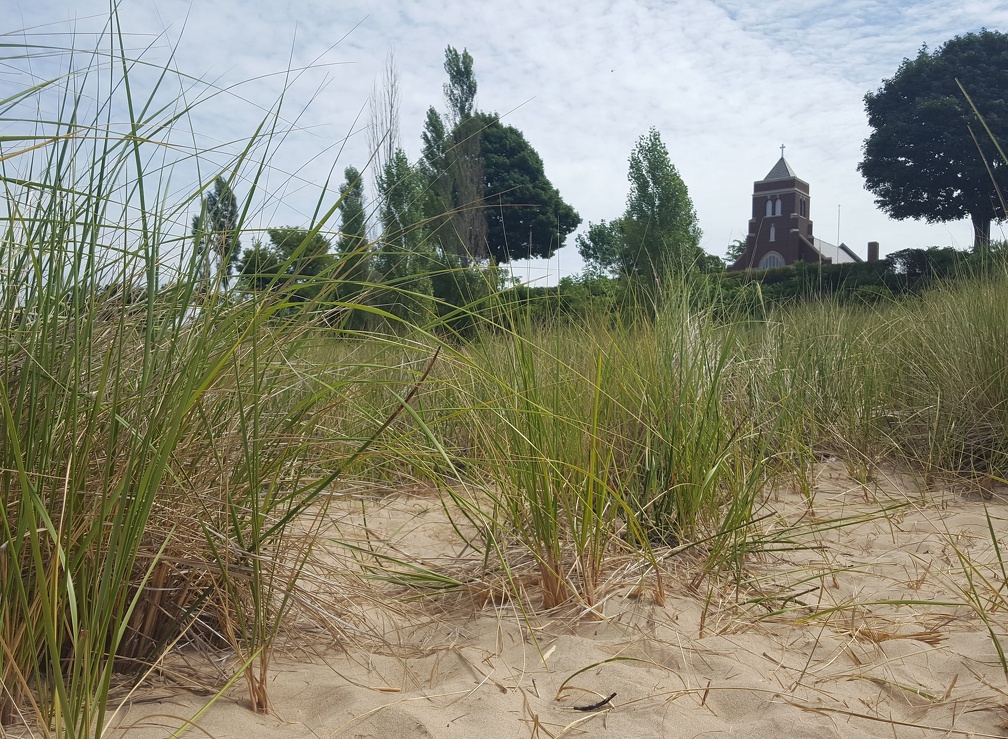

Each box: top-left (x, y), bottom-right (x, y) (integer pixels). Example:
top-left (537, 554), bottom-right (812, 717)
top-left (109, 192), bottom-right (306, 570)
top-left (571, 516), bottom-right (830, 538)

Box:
top-left (374, 149), bottom-right (435, 324)
top-left (421, 48), bottom-right (580, 265)
top-left (859, 30), bottom-right (1008, 246)
top-left (236, 227), bottom-right (334, 302)
top-left (577, 128), bottom-right (702, 284)
top-left (442, 46), bottom-right (477, 125)
top-left (479, 114), bottom-right (581, 263)
top-left (191, 175), bottom-right (241, 288)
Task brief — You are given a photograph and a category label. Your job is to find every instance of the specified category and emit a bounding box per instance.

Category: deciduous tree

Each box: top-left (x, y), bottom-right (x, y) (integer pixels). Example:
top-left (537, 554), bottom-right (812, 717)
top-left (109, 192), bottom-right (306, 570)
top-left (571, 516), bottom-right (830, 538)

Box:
top-left (479, 115), bottom-right (581, 263)
top-left (578, 128), bottom-right (702, 285)
top-left (421, 48), bottom-right (579, 265)
top-left (858, 30), bottom-right (1008, 247)
top-left (236, 227), bottom-right (333, 303)
top-left (191, 175), bottom-right (241, 288)
top-left (375, 149), bottom-right (435, 325)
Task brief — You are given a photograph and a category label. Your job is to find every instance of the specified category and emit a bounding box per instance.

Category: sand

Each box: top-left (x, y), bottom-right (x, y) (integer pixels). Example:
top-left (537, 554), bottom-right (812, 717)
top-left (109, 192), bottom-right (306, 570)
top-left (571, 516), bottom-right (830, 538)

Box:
top-left (80, 462), bottom-right (1008, 737)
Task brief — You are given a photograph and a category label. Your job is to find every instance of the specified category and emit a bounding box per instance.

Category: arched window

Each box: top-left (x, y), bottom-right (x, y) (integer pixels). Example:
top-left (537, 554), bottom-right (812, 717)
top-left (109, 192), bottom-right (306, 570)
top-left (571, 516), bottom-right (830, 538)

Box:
top-left (774, 198), bottom-right (782, 216)
top-left (759, 251), bottom-right (785, 269)
top-left (799, 199), bottom-right (805, 217)
top-left (769, 224), bottom-right (776, 242)
top-left (765, 199), bottom-right (773, 217)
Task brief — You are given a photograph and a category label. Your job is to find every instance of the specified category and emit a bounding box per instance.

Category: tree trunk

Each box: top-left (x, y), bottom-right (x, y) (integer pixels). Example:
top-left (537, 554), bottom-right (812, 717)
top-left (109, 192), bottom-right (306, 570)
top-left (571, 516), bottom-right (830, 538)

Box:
top-left (971, 212), bottom-right (991, 249)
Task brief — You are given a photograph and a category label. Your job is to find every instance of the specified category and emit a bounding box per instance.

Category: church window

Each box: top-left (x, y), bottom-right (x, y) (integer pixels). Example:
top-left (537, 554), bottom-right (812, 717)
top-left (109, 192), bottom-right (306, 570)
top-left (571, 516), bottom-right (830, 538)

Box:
top-left (759, 251), bottom-right (785, 269)
top-left (765, 199), bottom-right (773, 217)
top-left (769, 225), bottom-right (776, 242)
top-left (774, 198), bottom-right (782, 216)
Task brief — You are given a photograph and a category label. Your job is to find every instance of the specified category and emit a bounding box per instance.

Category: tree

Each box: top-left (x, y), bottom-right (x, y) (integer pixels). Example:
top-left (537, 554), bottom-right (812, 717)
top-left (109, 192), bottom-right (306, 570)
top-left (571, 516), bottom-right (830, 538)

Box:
top-left (368, 49), bottom-right (401, 209)
top-left (442, 46), bottom-right (477, 126)
top-left (374, 149), bottom-right (435, 325)
top-left (420, 48), bottom-right (579, 265)
top-left (726, 237), bottom-right (747, 263)
top-left (435, 47), bottom-right (486, 262)
top-left (577, 128), bottom-right (702, 284)
top-left (574, 219), bottom-right (625, 277)
top-left (235, 227), bottom-right (334, 303)
top-left (859, 30), bottom-right (1008, 247)
top-left (479, 114), bottom-right (581, 263)
top-left (334, 166), bottom-right (373, 328)
top-left (191, 175), bottom-right (241, 288)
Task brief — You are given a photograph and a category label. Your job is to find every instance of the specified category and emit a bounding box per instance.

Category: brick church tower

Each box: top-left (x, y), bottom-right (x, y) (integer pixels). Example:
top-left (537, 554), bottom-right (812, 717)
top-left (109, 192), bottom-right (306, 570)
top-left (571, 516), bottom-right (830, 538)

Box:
top-left (729, 148), bottom-right (825, 270)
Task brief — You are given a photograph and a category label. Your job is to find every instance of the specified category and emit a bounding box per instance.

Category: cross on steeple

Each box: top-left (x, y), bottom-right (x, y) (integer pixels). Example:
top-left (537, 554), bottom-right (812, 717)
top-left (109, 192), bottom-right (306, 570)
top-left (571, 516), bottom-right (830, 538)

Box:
top-left (780, 144), bottom-right (786, 158)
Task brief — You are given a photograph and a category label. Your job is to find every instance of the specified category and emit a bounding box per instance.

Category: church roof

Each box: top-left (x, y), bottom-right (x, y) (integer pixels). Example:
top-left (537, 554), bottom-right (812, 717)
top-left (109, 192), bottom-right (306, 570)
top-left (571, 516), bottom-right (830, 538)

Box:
top-left (763, 156), bottom-right (797, 181)
top-left (811, 237), bottom-right (864, 264)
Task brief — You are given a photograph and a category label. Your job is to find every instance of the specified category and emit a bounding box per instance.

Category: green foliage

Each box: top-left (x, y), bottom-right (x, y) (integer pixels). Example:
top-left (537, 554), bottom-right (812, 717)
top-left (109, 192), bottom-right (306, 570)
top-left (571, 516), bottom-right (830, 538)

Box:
top-left (505, 273), bottom-right (619, 325)
top-left (421, 49), bottom-right (580, 265)
top-left (576, 219), bottom-right (626, 277)
top-left (710, 246), bottom-right (981, 313)
top-left (726, 237), bottom-right (747, 263)
top-left (421, 110), bottom-right (486, 262)
top-left (337, 165), bottom-right (369, 258)
top-left (442, 46), bottom-right (477, 125)
top-left (335, 166), bottom-right (373, 328)
top-left (237, 227), bottom-right (335, 304)
top-left (859, 30), bottom-right (1008, 245)
top-left (374, 149), bottom-right (436, 326)
top-left (428, 253), bottom-right (506, 337)
top-left (191, 175), bottom-right (242, 288)
top-left (578, 128), bottom-right (703, 288)
top-left (420, 106), bottom-right (449, 185)
top-left (479, 114), bottom-right (581, 263)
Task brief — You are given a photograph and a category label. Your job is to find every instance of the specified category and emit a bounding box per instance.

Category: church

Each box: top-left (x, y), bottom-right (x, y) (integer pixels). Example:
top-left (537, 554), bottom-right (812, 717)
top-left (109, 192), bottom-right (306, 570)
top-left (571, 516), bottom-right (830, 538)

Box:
top-left (728, 149), bottom-right (878, 270)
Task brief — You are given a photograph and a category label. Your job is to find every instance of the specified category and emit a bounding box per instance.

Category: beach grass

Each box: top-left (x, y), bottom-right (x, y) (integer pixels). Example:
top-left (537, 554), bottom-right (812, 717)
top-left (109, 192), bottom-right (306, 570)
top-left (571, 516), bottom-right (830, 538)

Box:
top-left (2, 12), bottom-right (1008, 738)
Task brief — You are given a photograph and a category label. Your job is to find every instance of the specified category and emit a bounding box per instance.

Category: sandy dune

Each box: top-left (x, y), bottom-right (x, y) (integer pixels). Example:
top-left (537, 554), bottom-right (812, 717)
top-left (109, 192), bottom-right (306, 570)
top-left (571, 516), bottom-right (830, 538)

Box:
top-left (99, 461), bottom-right (1008, 738)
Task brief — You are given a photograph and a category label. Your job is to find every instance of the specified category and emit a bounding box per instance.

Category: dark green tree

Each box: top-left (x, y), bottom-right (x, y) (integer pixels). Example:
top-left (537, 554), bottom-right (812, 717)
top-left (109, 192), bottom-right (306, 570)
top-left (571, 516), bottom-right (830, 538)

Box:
top-left (578, 128), bottom-right (702, 284)
top-left (726, 237), bottom-right (747, 263)
top-left (443, 46), bottom-right (477, 126)
top-left (191, 175), bottom-right (241, 288)
top-left (333, 166), bottom-right (373, 328)
top-left (421, 48), bottom-right (579, 266)
top-left (859, 30), bottom-right (1008, 247)
top-left (235, 227), bottom-right (334, 303)
top-left (479, 114), bottom-right (581, 263)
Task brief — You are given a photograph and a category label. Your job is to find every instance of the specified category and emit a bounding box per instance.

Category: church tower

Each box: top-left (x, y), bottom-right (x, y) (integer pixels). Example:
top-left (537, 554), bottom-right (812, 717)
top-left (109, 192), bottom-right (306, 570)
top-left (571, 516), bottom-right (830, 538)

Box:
top-left (730, 148), bottom-right (822, 270)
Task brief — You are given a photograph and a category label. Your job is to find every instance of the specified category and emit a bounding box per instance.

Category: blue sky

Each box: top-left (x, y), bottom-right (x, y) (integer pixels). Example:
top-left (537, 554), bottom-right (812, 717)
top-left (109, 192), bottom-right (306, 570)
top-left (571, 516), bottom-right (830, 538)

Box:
top-left (8, 0), bottom-right (1008, 284)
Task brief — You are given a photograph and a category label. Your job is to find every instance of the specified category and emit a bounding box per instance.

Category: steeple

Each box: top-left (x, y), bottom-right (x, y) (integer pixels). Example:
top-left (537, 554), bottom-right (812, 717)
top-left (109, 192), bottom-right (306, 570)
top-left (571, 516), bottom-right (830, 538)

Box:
top-left (763, 154), bottom-right (797, 182)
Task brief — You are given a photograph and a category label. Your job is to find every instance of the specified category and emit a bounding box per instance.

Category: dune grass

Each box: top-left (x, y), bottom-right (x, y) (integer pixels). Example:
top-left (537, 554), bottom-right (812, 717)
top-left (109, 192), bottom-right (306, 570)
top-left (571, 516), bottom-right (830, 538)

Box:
top-left (3, 11), bottom-right (1008, 739)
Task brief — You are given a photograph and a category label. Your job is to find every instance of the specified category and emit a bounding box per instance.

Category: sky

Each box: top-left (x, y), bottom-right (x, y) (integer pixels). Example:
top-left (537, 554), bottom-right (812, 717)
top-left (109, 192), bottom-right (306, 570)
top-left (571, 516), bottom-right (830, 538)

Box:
top-left (8, 0), bottom-right (1008, 285)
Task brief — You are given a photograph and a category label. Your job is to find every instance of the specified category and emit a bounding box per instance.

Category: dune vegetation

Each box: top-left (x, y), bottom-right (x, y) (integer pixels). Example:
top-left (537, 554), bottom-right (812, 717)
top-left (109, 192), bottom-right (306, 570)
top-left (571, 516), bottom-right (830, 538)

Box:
top-left (2, 15), bottom-right (1007, 739)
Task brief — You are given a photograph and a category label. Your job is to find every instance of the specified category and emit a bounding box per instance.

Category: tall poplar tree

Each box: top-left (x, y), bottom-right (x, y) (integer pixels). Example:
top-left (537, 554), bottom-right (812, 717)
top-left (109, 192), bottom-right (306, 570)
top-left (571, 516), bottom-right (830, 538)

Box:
top-left (191, 175), bottom-right (241, 289)
top-left (577, 128), bottom-right (702, 286)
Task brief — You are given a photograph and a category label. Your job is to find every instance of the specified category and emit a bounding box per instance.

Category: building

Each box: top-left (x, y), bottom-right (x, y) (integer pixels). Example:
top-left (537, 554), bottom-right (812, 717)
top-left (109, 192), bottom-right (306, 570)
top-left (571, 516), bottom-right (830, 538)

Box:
top-left (728, 152), bottom-right (873, 270)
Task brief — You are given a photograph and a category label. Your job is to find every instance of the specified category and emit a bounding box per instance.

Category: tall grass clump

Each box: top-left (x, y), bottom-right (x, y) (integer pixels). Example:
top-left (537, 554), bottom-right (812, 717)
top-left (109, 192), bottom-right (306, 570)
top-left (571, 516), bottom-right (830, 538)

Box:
top-left (619, 282), bottom-right (778, 580)
top-left (456, 281), bottom-right (783, 610)
top-left (886, 270), bottom-right (1008, 477)
top-left (472, 316), bottom-right (633, 609)
top-left (741, 298), bottom-right (893, 491)
top-left (0, 15), bottom-right (434, 734)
